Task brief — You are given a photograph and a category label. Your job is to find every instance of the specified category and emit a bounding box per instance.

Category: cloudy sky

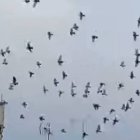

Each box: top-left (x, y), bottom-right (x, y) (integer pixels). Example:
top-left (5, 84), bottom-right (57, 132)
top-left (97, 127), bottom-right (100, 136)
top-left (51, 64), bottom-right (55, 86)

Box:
top-left (0, 0), bottom-right (140, 140)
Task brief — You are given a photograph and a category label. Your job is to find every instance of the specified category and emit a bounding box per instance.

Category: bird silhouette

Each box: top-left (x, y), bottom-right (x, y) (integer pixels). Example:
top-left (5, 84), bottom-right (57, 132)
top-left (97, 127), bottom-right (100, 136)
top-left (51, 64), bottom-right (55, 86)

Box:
top-left (26, 42), bottom-right (33, 52)
top-left (138, 17), bottom-right (140, 28)
top-left (39, 116), bottom-right (45, 121)
top-left (58, 55), bottom-right (64, 66)
top-left (12, 76), bottom-right (18, 86)
top-left (0, 49), bottom-right (6, 57)
top-left (9, 83), bottom-right (14, 90)
top-left (113, 117), bottom-right (119, 125)
top-left (85, 82), bottom-right (91, 88)
top-left (84, 88), bottom-right (90, 94)
top-left (22, 102), bottom-right (27, 108)
top-left (82, 122), bottom-right (88, 139)
top-left (36, 61), bottom-right (42, 68)
top-left (93, 104), bottom-right (101, 110)
top-left (73, 23), bottom-right (79, 31)
top-left (58, 90), bottom-right (64, 97)
top-left (61, 129), bottom-right (67, 133)
top-left (120, 61), bottom-right (126, 68)
top-left (54, 78), bottom-right (59, 86)
top-left (121, 104), bottom-right (126, 111)
top-left (47, 32), bottom-right (53, 40)
top-left (71, 82), bottom-right (77, 88)
top-left (118, 83), bottom-right (124, 90)
top-left (135, 56), bottom-right (140, 67)
top-left (5, 46), bottom-right (10, 54)
top-left (130, 71), bottom-right (135, 79)
top-left (97, 83), bottom-right (105, 93)
top-left (20, 114), bottom-right (25, 119)
top-left (129, 98), bottom-right (134, 104)
top-left (125, 102), bottom-right (131, 112)
top-left (33, 0), bottom-right (40, 8)
top-left (2, 58), bottom-right (8, 65)
top-left (43, 85), bottom-right (48, 94)
top-left (83, 93), bottom-right (88, 98)
top-left (82, 132), bottom-right (88, 139)
top-left (29, 71), bottom-right (34, 78)
top-left (135, 49), bottom-right (140, 56)
top-left (136, 89), bottom-right (140, 96)
top-left (110, 109), bottom-right (115, 114)
top-left (102, 89), bottom-right (108, 96)
top-left (79, 12), bottom-right (85, 20)
top-left (96, 125), bottom-right (102, 133)
top-left (133, 32), bottom-right (139, 41)
top-left (25, 0), bottom-right (30, 3)
top-left (71, 88), bottom-right (76, 97)
top-left (70, 28), bottom-right (75, 36)
top-left (92, 35), bottom-right (98, 42)
top-left (62, 71), bottom-right (67, 80)
top-left (103, 117), bottom-right (109, 124)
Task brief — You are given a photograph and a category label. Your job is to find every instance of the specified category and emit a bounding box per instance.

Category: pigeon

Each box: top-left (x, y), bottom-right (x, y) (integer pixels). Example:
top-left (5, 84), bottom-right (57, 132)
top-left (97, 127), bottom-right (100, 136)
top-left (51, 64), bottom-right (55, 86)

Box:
top-left (71, 82), bottom-right (77, 88)
top-left (20, 114), bottom-right (25, 119)
top-left (58, 55), bottom-right (64, 66)
top-left (36, 61), bottom-right (42, 68)
top-left (93, 104), bottom-right (101, 110)
top-left (25, 0), bottom-right (30, 3)
top-left (135, 49), bottom-right (140, 57)
top-left (43, 85), bottom-right (48, 94)
top-left (71, 88), bottom-right (76, 97)
top-left (70, 28), bottom-right (75, 36)
top-left (5, 46), bottom-right (10, 54)
top-left (138, 17), bottom-right (140, 28)
top-left (79, 12), bottom-right (85, 20)
top-left (83, 93), bottom-right (88, 98)
top-left (58, 90), bottom-right (64, 97)
top-left (22, 102), bottom-right (27, 108)
top-left (92, 35), bottom-right (98, 42)
top-left (85, 82), bottom-right (91, 88)
top-left (121, 104), bottom-right (126, 111)
top-left (103, 117), bottom-right (109, 124)
top-left (133, 32), bottom-right (139, 41)
top-left (0, 49), bottom-right (6, 57)
top-left (54, 78), bottom-right (59, 86)
top-left (9, 83), bottom-right (14, 90)
top-left (102, 89), bottom-right (108, 96)
top-left (12, 76), bottom-right (18, 86)
top-left (129, 98), bottom-right (134, 104)
top-left (73, 23), bottom-right (79, 31)
top-left (82, 122), bottom-right (88, 139)
top-left (39, 116), bottom-right (45, 121)
top-left (61, 129), bottom-right (67, 133)
top-left (113, 117), bottom-right (119, 125)
top-left (120, 61), bottom-right (126, 68)
top-left (136, 90), bottom-right (140, 96)
top-left (29, 71), bottom-right (34, 78)
top-left (118, 83), bottom-right (124, 90)
top-left (33, 0), bottom-right (40, 8)
top-left (82, 132), bottom-right (88, 139)
top-left (130, 71), bottom-right (135, 79)
top-left (96, 125), bottom-right (102, 133)
top-left (125, 103), bottom-right (131, 112)
top-left (2, 58), bottom-right (8, 65)
top-left (26, 42), bottom-right (33, 52)
top-left (47, 32), bottom-right (53, 40)
top-left (135, 56), bottom-right (140, 67)
top-left (62, 71), bottom-right (67, 80)
top-left (110, 109), bottom-right (115, 114)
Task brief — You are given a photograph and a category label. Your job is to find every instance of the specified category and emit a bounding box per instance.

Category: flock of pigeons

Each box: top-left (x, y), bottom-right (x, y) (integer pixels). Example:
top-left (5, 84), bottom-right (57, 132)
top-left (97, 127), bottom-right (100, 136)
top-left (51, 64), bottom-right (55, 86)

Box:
top-left (0, 1), bottom-right (140, 140)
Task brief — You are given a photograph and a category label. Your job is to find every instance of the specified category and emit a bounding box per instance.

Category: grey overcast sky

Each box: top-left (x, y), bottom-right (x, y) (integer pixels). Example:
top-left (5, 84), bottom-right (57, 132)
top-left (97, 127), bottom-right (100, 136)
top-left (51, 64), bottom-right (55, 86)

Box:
top-left (0, 0), bottom-right (140, 140)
